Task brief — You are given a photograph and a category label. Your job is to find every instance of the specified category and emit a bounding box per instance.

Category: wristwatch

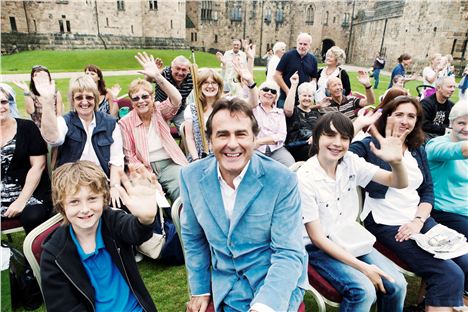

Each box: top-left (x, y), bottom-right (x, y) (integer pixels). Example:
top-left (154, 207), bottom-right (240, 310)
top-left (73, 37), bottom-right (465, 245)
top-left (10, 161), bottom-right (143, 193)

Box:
top-left (414, 216), bottom-right (426, 224)
top-left (247, 82), bottom-right (257, 89)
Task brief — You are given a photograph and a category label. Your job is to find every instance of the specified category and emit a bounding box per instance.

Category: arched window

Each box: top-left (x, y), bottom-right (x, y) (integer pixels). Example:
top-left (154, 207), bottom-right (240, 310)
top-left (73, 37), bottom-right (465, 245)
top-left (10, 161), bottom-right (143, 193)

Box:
top-left (306, 5), bottom-right (314, 25)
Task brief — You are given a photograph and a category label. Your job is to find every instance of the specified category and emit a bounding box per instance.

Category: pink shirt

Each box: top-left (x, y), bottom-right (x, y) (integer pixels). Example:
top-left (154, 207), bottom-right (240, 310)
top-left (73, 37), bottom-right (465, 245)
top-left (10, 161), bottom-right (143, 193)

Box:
top-left (118, 99), bottom-right (188, 171)
top-left (253, 103), bottom-right (287, 153)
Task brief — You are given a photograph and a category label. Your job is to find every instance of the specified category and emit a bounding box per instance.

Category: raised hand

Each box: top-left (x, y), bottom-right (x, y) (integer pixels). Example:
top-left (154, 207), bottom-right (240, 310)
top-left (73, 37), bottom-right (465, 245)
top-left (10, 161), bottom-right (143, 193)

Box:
top-left (357, 70), bottom-right (371, 87)
top-left (245, 43), bottom-right (256, 60)
top-left (368, 116), bottom-right (409, 165)
top-left (215, 51), bottom-right (225, 64)
top-left (155, 58), bottom-right (164, 71)
top-left (12, 81), bottom-right (30, 92)
top-left (317, 96), bottom-right (332, 108)
top-left (289, 71), bottom-right (299, 86)
top-left (116, 165), bottom-right (159, 225)
top-left (233, 58), bottom-right (253, 85)
top-left (33, 74), bottom-right (56, 99)
top-left (109, 84), bottom-right (121, 98)
top-left (135, 52), bottom-right (161, 81)
top-left (354, 107), bottom-right (382, 133)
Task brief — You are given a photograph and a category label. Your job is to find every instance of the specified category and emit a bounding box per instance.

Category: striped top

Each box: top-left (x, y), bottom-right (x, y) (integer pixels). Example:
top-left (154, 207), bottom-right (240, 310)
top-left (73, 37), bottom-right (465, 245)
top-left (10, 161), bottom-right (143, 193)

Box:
top-left (155, 66), bottom-right (193, 114)
top-left (118, 99), bottom-right (188, 171)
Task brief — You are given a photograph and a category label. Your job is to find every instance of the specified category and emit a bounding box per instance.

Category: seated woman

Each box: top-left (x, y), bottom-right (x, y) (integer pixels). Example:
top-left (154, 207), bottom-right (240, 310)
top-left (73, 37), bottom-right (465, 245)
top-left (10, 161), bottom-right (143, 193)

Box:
top-left (13, 65), bottom-right (63, 128)
top-left (184, 68), bottom-right (224, 161)
top-left (315, 46), bottom-right (351, 103)
top-left (39, 74), bottom-right (124, 208)
top-left (426, 100), bottom-right (468, 237)
top-left (119, 52), bottom-right (188, 202)
top-left (284, 73), bottom-right (321, 161)
top-left (85, 64), bottom-right (120, 117)
top-left (298, 111), bottom-right (407, 312)
top-left (0, 86), bottom-right (51, 233)
top-left (252, 80), bottom-right (295, 167)
top-left (350, 96), bottom-right (468, 311)
top-left (41, 161), bottom-right (158, 312)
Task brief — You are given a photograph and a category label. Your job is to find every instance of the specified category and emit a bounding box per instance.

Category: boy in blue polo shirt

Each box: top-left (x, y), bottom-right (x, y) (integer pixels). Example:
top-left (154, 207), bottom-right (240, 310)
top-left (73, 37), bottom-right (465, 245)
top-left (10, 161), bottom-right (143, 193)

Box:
top-left (41, 161), bottom-right (158, 312)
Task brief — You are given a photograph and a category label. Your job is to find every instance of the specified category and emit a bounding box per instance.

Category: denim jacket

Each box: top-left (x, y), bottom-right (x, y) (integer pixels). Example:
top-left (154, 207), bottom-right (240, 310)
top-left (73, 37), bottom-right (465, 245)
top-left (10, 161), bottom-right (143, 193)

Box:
top-left (57, 111), bottom-right (116, 176)
top-left (349, 136), bottom-right (434, 206)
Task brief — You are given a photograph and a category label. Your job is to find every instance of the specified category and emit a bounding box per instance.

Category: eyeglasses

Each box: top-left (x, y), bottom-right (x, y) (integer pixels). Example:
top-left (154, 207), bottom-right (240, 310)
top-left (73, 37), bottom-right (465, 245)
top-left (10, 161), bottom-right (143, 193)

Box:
top-left (261, 87), bottom-right (277, 95)
top-left (74, 95), bottom-right (95, 102)
top-left (0, 100), bottom-right (9, 105)
top-left (131, 94), bottom-right (151, 102)
top-left (202, 81), bottom-right (218, 86)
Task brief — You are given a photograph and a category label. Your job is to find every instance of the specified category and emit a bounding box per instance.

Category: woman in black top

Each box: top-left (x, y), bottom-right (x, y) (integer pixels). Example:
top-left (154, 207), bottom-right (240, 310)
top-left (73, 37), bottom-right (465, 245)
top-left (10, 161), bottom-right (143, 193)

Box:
top-left (0, 86), bottom-right (51, 233)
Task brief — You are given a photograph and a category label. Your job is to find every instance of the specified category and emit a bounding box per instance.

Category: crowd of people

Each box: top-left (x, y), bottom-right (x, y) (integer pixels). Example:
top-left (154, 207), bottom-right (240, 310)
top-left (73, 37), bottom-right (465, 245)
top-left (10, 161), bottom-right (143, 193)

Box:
top-left (1, 31), bottom-right (467, 312)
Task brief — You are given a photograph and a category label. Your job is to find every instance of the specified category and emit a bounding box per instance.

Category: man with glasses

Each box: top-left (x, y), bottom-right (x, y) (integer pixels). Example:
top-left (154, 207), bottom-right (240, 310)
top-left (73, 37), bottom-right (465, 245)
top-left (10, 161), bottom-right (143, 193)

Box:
top-left (154, 55), bottom-right (193, 130)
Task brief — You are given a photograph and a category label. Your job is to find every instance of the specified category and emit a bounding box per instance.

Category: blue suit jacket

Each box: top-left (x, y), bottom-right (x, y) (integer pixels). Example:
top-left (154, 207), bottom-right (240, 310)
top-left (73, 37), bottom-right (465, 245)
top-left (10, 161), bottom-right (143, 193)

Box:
top-left (180, 152), bottom-right (308, 311)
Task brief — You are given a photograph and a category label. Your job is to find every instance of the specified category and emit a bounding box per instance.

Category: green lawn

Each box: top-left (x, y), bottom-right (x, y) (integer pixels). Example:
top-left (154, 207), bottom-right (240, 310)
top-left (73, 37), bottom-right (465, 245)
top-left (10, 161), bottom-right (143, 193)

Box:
top-left (1, 49), bottom-right (219, 74)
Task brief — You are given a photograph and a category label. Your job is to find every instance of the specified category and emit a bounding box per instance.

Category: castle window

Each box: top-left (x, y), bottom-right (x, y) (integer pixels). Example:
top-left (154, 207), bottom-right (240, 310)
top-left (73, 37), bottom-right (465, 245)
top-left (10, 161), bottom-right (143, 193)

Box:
top-left (149, 0), bottom-right (157, 10)
top-left (230, 5), bottom-right (242, 22)
top-left (9, 17), bottom-right (17, 32)
top-left (201, 1), bottom-right (213, 21)
top-left (117, 0), bottom-right (125, 11)
top-left (306, 6), bottom-right (314, 25)
top-left (324, 11), bottom-right (329, 25)
top-left (59, 20), bottom-right (64, 33)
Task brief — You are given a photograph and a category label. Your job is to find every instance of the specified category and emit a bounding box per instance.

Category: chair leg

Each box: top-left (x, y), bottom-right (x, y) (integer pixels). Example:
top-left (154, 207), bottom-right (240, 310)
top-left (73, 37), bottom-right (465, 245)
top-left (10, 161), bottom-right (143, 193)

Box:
top-left (7, 234), bottom-right (13, 242)
top-left (417, 279), bottom-right (426, 304)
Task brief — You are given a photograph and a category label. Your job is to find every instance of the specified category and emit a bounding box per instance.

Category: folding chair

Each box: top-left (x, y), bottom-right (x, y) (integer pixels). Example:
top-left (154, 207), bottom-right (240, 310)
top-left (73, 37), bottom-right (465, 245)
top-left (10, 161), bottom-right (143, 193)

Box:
top-left (1, 216), bottom-right (24, 242)
top-left (23, 213), bottom-right (63, 292)
top-left (171, 197), bottom-right (306, 311)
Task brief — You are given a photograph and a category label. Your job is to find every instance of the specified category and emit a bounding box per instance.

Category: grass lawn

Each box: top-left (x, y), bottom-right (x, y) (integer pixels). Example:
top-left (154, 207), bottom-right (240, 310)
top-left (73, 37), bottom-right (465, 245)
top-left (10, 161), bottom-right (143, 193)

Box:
top-left (2, 230), bottom-right (423, 312)
top-left (1, 49), bottom-right (219, 74)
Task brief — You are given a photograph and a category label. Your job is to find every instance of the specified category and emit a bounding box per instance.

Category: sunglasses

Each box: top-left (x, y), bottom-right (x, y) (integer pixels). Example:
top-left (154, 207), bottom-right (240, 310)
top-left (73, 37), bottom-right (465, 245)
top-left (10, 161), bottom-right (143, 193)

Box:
top-left (74, 95), bottom-right (95, 102)
top-left (261, 87), bottom-right (277, 95)
top-left (131, 94), bottom-right (151, 102)
top-left (0, 100), bottom-right (9, 105)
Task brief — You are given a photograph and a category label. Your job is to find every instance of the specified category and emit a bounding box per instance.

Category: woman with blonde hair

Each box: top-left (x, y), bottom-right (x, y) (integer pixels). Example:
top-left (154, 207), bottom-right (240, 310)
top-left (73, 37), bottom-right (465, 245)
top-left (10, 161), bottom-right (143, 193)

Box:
top-left (184, 68), bottom-right (225, 161)
top-left (315, 46), bottom-right (351, 102)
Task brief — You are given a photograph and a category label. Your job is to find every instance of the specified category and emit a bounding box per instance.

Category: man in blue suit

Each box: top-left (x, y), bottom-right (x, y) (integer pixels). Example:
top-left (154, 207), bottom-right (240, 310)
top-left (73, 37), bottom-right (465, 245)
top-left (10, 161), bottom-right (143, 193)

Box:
top-left (180, 97), bottom-right (308, 312)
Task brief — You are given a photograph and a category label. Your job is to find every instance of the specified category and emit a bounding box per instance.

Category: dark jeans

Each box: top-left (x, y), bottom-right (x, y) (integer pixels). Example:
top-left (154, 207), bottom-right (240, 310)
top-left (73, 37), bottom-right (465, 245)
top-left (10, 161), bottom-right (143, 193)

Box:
top-left (364, 213), bottom-right (468, 307)
top-left (373, 68), bottom-right (381, 89)
top-left (431, 209), bottom-right (468, 238)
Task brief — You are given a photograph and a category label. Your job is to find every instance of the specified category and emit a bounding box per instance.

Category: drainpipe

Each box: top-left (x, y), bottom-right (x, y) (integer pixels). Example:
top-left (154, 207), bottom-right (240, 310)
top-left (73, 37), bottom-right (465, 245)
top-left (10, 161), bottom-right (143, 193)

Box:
top-left (23, 1), bottom-right (30, 33)
top-left (94, 0), bottom-right (107, 49)
top-left (259, 0), bottom-right (264, 56)
top-left (346, 0), bottom-right (355, 63)
top-left (379, 18), bottom-right (387, 55)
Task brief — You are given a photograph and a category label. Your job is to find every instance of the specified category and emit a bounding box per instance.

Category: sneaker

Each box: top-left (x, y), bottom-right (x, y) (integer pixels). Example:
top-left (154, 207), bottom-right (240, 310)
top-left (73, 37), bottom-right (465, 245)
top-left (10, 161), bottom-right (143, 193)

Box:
top-left (135, 252), bottom-right (144, 263)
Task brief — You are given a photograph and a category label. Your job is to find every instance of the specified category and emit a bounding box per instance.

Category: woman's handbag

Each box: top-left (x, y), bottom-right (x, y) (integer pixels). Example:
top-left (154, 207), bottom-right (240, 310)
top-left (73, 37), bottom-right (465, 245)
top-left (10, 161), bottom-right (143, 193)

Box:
top-left (137, 205), bottom-right (166, 259)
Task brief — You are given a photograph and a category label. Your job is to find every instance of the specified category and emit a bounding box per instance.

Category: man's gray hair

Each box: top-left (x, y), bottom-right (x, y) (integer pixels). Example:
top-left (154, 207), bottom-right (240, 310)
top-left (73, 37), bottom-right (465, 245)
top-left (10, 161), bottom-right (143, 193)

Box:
top-left (272, 41), bottom-right (286, 53)
top-left (435, 76), bottom-right (455, 88)
top-left (171, 55), bottom-right (191, 67)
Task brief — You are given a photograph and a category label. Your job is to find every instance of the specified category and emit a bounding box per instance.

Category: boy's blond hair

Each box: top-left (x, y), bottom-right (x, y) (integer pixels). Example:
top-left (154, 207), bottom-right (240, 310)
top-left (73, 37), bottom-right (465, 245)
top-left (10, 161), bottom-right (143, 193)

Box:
top-left (52, 161), bottom-right (109, 224)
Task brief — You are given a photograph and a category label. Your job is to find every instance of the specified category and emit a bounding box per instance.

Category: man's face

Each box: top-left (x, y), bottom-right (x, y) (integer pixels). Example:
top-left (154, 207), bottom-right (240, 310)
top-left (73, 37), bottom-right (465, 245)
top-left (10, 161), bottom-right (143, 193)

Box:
top-left (210, 109), bottom-right (255, 182)
top-left (437, 78), bottom-right (456, 100)
top-left (64, 186), bottom-right (104, 234)
top-left (232, 40), bottom-right (241, 53)
top-left (296, 34), bottom-right (311, 56)
top-left (171, 61), bottom-right (190, 84)
top-left (451, 115), bottom-right (468, 142)
top-left (328, 78), bottom-right (343, 100)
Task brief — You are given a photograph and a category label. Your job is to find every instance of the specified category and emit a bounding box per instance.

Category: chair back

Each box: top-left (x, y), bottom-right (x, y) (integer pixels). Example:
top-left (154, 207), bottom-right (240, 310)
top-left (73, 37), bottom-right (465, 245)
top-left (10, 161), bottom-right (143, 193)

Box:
top-left (1, 217), bottom-right (24, 235)
top-left (23, 213), bottom-right (63, 291)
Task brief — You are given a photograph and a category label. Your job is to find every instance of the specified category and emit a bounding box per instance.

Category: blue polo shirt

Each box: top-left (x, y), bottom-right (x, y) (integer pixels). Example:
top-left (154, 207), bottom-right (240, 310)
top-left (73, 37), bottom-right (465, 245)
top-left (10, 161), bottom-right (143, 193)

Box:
top-left (388, 63), bottom-right (405, 88)
top-left (276, 49), bottom-right (318, 100)
top-left (70, 221), bottom-right (142, 312)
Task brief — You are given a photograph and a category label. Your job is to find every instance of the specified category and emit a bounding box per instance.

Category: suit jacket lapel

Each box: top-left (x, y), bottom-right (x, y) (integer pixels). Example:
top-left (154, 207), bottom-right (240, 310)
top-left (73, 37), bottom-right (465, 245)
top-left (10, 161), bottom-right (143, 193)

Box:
top-left (200, 158), bottom-right (230, 236)
top-left (228, 154), bottom-right (264, 236)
